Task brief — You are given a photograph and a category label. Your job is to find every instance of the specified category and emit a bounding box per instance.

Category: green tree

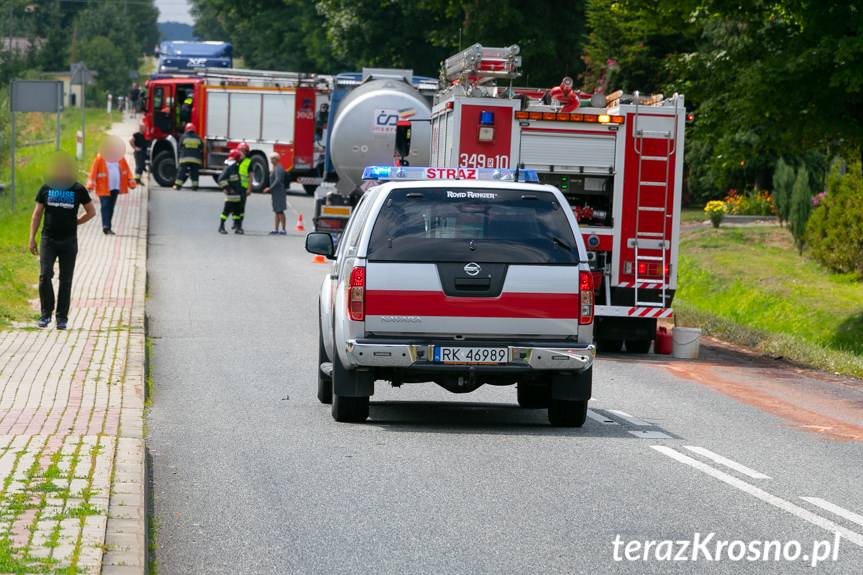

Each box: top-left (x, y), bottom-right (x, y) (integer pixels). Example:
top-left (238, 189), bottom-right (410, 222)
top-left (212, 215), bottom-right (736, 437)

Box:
top-left (806, 162), bottom-right (863, 276)
top-left (772, 158), bottom-right (795, 226)
top-left (789, 165), bottom-right (811, 255)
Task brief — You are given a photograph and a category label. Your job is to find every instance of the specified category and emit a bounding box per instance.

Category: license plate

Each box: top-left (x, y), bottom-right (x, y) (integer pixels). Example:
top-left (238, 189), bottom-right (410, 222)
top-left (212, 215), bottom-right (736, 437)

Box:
top-left (433, 347), bottom-right (508, 365)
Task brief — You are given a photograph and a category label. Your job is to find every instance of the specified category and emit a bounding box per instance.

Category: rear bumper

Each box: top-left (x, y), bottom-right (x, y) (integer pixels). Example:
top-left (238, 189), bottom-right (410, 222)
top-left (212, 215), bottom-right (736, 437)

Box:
top-left (345, 338), bottom-right (595, 373)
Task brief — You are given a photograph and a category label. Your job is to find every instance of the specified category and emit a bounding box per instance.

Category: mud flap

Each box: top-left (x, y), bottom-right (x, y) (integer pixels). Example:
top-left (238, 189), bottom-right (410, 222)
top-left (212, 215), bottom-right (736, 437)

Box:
top-left (332, 352), bottom-right (375, 397)
top-left (550, 367), bottom-right (593, 401)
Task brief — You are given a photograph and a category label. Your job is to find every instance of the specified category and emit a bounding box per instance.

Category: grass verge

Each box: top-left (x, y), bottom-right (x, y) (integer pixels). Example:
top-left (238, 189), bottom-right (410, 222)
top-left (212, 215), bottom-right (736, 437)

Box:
top-left (676, 225), bottom-right (863, 378)
top-left (0, 108), bottom-right (121, 327)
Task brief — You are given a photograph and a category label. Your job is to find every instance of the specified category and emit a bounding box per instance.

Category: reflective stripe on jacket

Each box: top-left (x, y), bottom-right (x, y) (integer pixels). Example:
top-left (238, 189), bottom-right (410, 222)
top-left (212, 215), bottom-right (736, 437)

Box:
top-left (178, 132), bottom-right (204, 164)
top-left (238, 157), bottom-right (251, 189)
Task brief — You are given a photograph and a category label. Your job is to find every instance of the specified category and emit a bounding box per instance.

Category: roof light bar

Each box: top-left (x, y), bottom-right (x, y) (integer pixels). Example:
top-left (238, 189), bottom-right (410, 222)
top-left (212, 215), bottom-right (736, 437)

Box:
top-left (362, 166), bottom-right (539, 183)
top-left (515, 111), bottom-right (625, 124)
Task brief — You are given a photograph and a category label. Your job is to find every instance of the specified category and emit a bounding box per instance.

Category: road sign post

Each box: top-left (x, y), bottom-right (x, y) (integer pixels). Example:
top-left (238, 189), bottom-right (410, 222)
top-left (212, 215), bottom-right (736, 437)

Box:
top-left (70, 63), bottom-right (95, 164)
top-left (9, 79), bottom-right (64, 210)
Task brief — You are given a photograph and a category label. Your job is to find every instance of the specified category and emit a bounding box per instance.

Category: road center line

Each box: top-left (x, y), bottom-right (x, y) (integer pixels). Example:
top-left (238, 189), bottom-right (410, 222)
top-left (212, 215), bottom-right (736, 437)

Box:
top-left (652, 446), bottom-right (863, 548)
top-left (800, 498), bottom-right (863, 528)
top-left (684, 446), bottom-right (771, 479)
top-left (586, 410), bottom-right (619, 424)
top-left (607, 409), bottom-right (653, 426)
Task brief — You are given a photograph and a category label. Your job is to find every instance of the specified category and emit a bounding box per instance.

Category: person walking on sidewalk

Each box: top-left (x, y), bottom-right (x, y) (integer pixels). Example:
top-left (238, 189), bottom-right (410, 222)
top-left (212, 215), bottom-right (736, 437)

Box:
top-left (129, 122), bottom-right (149, 185)
top-left (234, 142), bottom-right (252, 230)
top-left (128, 82), bottom-right (141, 119)
top-left (218, 149), bottom-right (245, 234)
top-left (173, 123), bottom-right (203, 190)
top-left (263, 152), bottom-right (287, 234)
top-left (29, 151), bottom-right (96, 330)
top-left (86, 136), bottom-right (136, 235)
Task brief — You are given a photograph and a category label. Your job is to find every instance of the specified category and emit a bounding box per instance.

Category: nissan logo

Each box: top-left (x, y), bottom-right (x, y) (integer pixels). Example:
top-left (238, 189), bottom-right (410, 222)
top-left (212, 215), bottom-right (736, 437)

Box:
top-left (464, 262), bottom-right (481, 276)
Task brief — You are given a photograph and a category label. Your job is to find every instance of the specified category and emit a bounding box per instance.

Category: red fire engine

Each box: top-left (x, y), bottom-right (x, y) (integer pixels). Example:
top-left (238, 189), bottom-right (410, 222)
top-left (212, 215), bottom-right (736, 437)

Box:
top-left (429, 44), bottom-right (686, 352)
top-left (143, 68), bottom-right (329, 193)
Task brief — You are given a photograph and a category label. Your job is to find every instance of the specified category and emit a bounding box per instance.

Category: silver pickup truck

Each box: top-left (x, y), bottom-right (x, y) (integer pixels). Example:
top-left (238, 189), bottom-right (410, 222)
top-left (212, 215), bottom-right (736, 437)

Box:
top-left (306, 167), bottom-right (596, 426)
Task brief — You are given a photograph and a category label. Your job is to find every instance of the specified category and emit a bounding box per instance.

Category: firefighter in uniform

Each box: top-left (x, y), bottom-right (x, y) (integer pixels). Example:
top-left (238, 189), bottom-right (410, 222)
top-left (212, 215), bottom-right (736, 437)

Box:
top-left (173, 123), bottom-right (204, 190)
top-left (179, 94), bottom-right (193, 125)
top-left (218, 149), bottom-right (245, 234)
top-left (234, 142), bottom-right (252, 229)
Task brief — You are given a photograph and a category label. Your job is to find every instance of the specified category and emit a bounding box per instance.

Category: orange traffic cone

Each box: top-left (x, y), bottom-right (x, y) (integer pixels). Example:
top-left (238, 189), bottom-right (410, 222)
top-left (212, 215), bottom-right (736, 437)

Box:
top-left (311, 254), bottom-right (327, 264)
top-left (294, 214), bottom-right (306, 232)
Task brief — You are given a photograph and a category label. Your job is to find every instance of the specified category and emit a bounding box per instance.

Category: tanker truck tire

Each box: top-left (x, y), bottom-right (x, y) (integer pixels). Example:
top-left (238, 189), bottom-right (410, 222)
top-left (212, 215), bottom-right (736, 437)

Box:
top-left (248, 154), bottom-right (269, 194)
top-left (153, 151), bottom-right (177, 188)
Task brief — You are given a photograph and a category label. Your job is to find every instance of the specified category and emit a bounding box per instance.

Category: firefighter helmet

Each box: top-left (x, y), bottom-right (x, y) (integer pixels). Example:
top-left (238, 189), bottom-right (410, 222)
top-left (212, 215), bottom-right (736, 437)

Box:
top-left (184, 123), bottom-right (196, 132)
top-left (236, 142), bottom-right (250, 153)
top-left (228, 149), bottom-right (243, 161)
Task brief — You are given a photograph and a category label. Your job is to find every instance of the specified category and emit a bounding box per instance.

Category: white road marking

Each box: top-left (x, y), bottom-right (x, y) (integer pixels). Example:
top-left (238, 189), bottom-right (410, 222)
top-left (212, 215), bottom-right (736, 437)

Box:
top-left (800, 497), bottom-right (863, 528)
top-left (607, 409), bottom-right (653, 426)
top-left (652, 446), bottom-right (863, 548)
top-left (628, 430), bottom-right (672, 439)
top-left (684, 446), bottom-right (771, 479)
top-left (586, 410), bottom-right (618, 425)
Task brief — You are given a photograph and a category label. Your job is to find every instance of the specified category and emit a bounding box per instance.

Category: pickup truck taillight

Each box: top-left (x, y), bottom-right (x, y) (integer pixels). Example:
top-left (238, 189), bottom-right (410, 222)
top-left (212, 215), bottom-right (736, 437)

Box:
top-left (348, 267), bottom-right (365, 321)
top-left (579, 270), bottom-right (594, 325)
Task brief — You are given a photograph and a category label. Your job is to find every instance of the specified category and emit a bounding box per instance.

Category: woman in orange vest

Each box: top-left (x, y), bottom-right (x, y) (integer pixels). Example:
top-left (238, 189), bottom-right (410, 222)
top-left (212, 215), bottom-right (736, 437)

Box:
top-left (86, 135), bottom-right (136, 235)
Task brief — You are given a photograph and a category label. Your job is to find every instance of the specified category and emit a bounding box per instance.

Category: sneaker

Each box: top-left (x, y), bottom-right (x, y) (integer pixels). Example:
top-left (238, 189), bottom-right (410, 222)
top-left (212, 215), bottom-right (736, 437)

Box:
top-left (278, 230), bottom-right (287, 235)
top-left (38, 316), bottom-right (51, 328)
top-left (269, 230), bottom-right (279, 235)
top-left (56, 318), bottom-right (68, 330)
top-left (105, 229), bottom-right (116, 235)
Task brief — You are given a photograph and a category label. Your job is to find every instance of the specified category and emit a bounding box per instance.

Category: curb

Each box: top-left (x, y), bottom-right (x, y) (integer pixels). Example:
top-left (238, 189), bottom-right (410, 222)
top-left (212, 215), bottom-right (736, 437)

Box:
top-left (101, 172), bottom-right (149, 575)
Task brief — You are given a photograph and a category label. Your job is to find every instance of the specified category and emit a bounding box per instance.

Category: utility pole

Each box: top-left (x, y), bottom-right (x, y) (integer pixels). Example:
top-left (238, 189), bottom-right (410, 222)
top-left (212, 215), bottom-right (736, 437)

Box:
top-left (8, 0), bottom-right (13, 58)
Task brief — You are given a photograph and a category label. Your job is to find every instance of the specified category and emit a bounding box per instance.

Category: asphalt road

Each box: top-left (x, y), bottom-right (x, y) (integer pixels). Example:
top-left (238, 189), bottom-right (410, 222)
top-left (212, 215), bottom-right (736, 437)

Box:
top-left (146, 183), bottom-right (863, 574)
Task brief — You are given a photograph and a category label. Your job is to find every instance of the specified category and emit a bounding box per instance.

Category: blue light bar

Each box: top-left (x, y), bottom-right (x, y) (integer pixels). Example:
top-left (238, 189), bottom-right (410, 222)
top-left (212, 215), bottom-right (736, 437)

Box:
top-left (361, 166), bottom-right (539, 183)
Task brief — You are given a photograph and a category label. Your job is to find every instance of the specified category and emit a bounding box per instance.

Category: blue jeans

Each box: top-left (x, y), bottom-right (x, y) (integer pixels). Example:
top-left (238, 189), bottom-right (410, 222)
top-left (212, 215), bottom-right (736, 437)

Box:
top-left (100, 189), bottom-right (119, 230)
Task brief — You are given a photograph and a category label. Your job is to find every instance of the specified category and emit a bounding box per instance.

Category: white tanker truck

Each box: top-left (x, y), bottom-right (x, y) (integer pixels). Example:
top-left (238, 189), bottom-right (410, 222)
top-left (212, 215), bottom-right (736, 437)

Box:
top-left (312, 69), bottom-right (438, 233)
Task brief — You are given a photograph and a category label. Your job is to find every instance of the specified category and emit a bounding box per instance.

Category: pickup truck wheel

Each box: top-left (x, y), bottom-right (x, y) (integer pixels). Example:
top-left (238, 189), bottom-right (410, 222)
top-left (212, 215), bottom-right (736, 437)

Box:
top-left (548, 399), bottom-right (588, 427)
top-left (517, 384), bottom-right (550, 408)
top-left (596, 339), bottom-right (623, 353)
top-left (317, 329), bottom-right (332, 405)
top-left (332, 394), bottom-right (369, 423)
top-left (625, 339), bottom-right (652, 354)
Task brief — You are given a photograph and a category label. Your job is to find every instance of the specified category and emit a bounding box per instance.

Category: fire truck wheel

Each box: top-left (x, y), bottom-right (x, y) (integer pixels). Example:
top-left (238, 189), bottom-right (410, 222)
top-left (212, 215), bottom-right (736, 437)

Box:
top-left (548, 399), bottom-right (588, 427)
top-left (303, 184), bottom-right (318, 195)
top-left (248, 154), bottom-right (269, 193)
top-left (625, 339), bottom-right (653, 354)
top-left (152, 151), bottom-right (177, 188)
top-left (516, 383), bottom-right (550, 408)
top-left (596, 339), bottom-right (623, 353)
top-left (317, 323), bottom-right (332, 405)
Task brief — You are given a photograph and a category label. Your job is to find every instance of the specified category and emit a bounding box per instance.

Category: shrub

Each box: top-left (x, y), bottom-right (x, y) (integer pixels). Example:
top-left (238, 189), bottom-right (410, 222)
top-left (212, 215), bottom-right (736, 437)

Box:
top-left (704, 201), bottom-right (726, 228)
top-left (806, 162), bottom-right (863, 277)
top-left (788, 165), bottom-right (811, 254)
top-left (772, 158), bottom-right (795, 225)
top-left (723, 188), bottom-right (774, 216)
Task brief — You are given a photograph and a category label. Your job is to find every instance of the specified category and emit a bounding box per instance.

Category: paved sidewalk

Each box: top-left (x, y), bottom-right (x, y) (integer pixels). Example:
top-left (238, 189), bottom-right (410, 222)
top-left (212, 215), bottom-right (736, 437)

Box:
top-left (0, 116), bottom-right (147, 574)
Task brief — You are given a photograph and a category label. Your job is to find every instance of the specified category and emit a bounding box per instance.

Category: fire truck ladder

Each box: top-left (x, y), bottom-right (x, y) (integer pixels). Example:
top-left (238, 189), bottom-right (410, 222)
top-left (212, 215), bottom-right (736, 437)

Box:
top-left (441, 44), bottom-right (522, 85)
top-left (631, 92), bottom-right (680, 308)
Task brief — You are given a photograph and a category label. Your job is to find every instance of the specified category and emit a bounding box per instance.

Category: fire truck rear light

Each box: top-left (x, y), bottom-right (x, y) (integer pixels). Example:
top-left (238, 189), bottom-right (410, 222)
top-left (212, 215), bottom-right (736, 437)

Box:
top-left (348, 267), bottom-right (365, 321)
top-left (584, 114), bottom-right (598, 123)
top-left (446, 102), bottom-right (454, 109)
top-left (664, 264), bottom-right (670, 275)
top-left (542, 113), bottom-right (556, 121)
top-left (638, 262), bottom-right (648, 275)
top-left (578, 271), bottom-right (594, 325)
top-left (598, 115), bottom-right (611, 123)
top-left (529, 112), bottom-right (542, 120)
top-left (515, 111), bottom-right (529, 119)
top-left (611, 116), bottom-right (625, 124)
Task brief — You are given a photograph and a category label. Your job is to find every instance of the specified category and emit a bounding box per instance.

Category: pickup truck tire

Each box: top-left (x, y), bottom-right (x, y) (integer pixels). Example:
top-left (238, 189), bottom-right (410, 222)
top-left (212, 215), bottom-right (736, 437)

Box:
top-left (332, 394), bottom-right (369, 423)
top-left (597, 339), bottom-right (623, 353)
top-left (548, 399), bottom-right (588, 427)
top-left (152, 151), bottom-right (177, 188)
top-left (517, 383), bottom-right (550, 408)
top-left (317, 329), bottom-right (332, 405)
top-left (625, 339), bottom-right (652, 354)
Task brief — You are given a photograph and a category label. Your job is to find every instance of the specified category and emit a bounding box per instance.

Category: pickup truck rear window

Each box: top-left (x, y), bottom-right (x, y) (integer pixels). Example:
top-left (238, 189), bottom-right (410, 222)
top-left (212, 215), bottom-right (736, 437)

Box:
top-left (367, 187), bottom-right (580, 264)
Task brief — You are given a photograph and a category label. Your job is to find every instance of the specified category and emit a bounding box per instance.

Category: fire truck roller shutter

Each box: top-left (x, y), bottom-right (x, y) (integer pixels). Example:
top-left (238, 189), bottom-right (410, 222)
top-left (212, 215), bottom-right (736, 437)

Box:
top-left (521, 131), bottom-right (616, 173)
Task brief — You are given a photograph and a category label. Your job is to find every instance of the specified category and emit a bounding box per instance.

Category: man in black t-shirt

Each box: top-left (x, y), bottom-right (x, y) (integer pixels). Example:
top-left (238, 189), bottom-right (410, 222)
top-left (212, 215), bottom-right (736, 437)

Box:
top-left (128, 83), bottom-right (141, 118)
top-left (129, 122), bottom-right (149, 184)
top-left (29, 152), bottom-right (97, 330)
